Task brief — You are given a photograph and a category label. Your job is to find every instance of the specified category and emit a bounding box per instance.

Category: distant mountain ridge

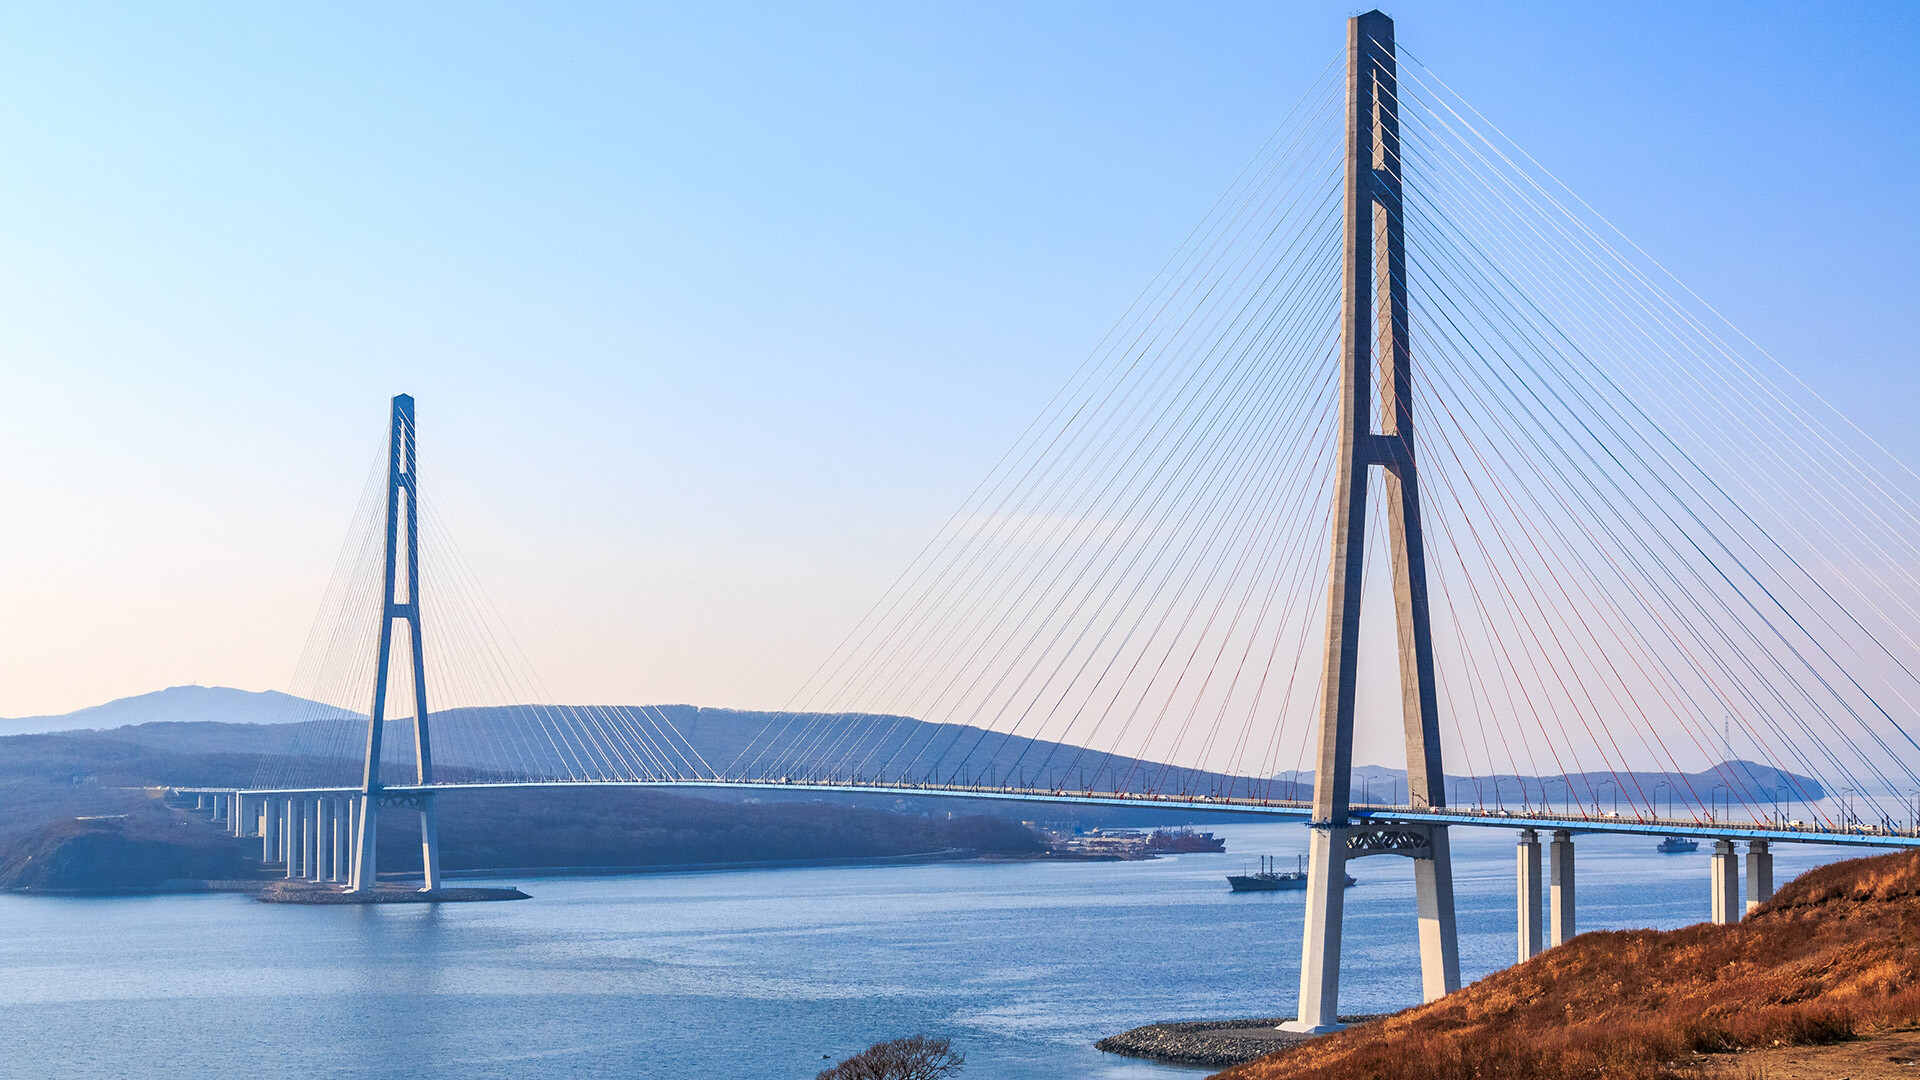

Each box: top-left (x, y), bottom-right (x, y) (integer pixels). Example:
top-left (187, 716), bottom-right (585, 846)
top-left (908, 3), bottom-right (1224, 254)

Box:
top-left (1271, 760), bottom-right (1827, 806)
top-left (4, 687), bottom-right (1827, 808)
top-left (0, 685), bottom-right (359, 739)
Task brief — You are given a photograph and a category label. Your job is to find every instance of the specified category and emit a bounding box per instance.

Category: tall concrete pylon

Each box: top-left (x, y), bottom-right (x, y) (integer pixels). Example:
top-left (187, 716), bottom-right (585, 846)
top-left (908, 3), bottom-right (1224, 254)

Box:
top-left (348, 393), bottom-right (442, 893)
top-left (1283, 9), bottom-right (1460, 1033)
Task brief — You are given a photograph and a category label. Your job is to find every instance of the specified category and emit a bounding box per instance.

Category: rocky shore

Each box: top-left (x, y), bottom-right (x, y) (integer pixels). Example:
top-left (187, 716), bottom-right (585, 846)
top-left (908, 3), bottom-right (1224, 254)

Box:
top-left (1096, 1015), bottom-right (1384, 1068)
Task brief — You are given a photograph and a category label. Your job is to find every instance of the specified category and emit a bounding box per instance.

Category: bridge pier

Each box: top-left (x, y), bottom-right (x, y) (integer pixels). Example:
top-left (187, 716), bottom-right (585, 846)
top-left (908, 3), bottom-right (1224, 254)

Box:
top-left (261, 798), bottom-right (279, 863)
top-left (292, 799), bottom-right (304, 879)
top-left (1283, 826), bottom-right (1349, 1034)
top-left (1413, 827), bottom-right (1460, 1002)
top-left (1549, 830), bottom-right (1576, 945)
top-left (1517, 829), bottom-right (1543, 961)
top-left (1285, 821), bottom-right (1458, 1034)
top-left (1711, 839), bottom-right (1739, 924)
top-left (299, 798), bottom-right (313, 879)
top-left (297, 799), bottom-right (312, 879)
top-left (311, 797), bottom-right (327, 881)
top-left (312, 798), bottom-right (330, 882)
top-left (351, 794), bottom-right (376, 892)
top-left (330, 795), bottom-right (349, 880)
top-left (281, 798), bottom-right (297, 877)
top-left (420, 794), bottom-right (441, 891)
top-left (1746, 840), bottom-right (1772, 915)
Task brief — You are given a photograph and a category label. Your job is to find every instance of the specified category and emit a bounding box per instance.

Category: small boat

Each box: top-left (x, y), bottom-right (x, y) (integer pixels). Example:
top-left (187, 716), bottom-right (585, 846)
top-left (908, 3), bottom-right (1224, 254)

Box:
top-left (1227, 855), bottom-right (1357, 892)
top-left (1656, 836), bottom-right (1699, 854)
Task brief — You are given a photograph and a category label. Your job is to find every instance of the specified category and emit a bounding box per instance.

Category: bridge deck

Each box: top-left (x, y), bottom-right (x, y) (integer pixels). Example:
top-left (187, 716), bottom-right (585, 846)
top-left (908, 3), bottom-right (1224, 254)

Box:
top-left (177, 779), bottom-right (1917, 850)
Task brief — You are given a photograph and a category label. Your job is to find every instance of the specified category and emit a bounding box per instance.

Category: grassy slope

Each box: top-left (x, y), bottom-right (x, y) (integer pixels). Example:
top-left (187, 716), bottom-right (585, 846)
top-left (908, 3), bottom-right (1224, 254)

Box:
top-left (1218, 849), bottom-right (1920, 1080)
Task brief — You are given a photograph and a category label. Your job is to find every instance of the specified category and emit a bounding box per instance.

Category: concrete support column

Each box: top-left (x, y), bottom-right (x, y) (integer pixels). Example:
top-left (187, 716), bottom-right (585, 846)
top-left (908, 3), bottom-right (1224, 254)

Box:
top-left (1281, 826), bottom-right (1349, 1034)
top-left (1549, 830), bottom-right (1576, 946)
top-left (299, 798), bottom-right (313, 880)
top-left (281, 798), bottom-right (296, 878)
top-left (350, 794), bottom-right (377, 893)
top-left (1711, 839), bottom-right (1739, 924)
top-left (419, 795), bottom-right (441, 892)
top-left (1746, 840), bottom-right (1773, 916)
top-left (196, 793), bottom-right (209, 811)
top-left (309, 799), bottom-right (321, 879)
top-left (341, 799), bottom-right (356, 883)
top-left (1413, 826), bottom-right (1460, 1001)
top-left (1517, 829), bottom-right (1543, 962)
top-left (330, 795), bottom-right (345, 880)
top-left (312, 799), bottom-right (331, 882)
top-left (261, 798), bottom-right (279, 863)
top-left (230, 794), bottom-right (245, 837)
top-left (289, 800), bottom-right (302, 879)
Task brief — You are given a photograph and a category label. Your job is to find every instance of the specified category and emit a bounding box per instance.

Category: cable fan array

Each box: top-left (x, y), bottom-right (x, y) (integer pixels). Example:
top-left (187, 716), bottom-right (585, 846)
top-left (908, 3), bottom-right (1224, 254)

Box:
top-left (253, 44), bottom-right (1920, 836)
top-left (730, 45), bottom-right (1920, 831)
top-left (732, 60), bottom-right (1352, 798)
top-left (250, 430), bottom-right (712, 792)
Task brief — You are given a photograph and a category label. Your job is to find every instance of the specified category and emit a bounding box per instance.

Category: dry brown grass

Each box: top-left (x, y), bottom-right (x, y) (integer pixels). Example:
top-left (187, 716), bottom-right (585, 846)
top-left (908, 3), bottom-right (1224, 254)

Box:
top-left (1214, 849), bottom-right (1920, 1080)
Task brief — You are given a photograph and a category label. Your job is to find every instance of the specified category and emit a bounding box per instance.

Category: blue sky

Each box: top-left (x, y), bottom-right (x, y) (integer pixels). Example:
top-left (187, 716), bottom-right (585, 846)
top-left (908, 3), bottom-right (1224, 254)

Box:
top-left (0, 2), bottom-right (1913, 719)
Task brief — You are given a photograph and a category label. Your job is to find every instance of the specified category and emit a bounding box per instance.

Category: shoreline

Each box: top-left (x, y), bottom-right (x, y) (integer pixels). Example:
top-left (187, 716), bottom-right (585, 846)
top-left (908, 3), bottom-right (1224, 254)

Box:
top-left (5, 847), bottom-right (1000, 896)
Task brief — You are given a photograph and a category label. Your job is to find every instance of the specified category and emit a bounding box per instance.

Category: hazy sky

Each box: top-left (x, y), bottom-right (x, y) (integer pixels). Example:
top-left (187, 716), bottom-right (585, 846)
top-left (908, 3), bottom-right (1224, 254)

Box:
top-left (0, 2), bottom-right (1914, 721)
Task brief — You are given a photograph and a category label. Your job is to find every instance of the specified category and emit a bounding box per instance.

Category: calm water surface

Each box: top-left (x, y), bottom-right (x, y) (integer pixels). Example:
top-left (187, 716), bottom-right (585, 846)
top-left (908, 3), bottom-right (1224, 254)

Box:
top-left (0, 822), bottom-right (1866, 1080)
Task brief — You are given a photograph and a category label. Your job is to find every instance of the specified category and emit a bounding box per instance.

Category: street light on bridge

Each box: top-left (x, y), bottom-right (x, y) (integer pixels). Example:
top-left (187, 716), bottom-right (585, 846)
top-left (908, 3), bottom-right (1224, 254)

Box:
top-left (1545, 778), bottom-right (1571, 811)
top-left (1594, 779), bottom-right (1620, 815)
top-left (1709, 784), bottom-right (1732, 822)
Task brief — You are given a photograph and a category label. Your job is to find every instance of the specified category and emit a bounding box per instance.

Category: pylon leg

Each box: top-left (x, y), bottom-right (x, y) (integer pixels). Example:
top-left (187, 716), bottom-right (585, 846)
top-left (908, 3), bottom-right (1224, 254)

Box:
top-left (1414, 826), bottom-right (1461, 1000)
top-left (351, 794), bottom-right (378, 892)
top-left (1281, 826), bottom-right (1348, 1034)
top-left (419, 796), bottom-right (441, 892)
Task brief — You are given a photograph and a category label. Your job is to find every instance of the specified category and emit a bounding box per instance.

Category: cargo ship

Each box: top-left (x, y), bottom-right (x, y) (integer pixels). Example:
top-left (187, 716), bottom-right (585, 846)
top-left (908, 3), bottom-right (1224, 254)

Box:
top-left (1227, 855), bottom-right (1357, 892)
top-left (1145, 828), bottom-right (1226, 853)
top-left (1656, 835), bottom-right (1699, 854)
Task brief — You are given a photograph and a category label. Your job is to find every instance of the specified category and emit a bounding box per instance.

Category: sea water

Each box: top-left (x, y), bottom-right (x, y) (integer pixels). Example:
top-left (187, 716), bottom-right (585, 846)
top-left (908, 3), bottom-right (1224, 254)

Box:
top-left (0, 822), bottom-right (1867, 1080)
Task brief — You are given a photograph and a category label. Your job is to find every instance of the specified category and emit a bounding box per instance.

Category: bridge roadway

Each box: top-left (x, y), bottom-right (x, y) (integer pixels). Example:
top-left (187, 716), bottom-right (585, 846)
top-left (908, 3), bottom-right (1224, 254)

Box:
top-left (183, 777), bottom-right (1920, 850)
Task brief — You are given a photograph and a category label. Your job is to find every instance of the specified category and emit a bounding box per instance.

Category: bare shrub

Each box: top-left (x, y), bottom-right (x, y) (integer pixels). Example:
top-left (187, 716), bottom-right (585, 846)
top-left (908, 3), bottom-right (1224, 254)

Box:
top-left (816, 1035), bottom-right (965, 1080)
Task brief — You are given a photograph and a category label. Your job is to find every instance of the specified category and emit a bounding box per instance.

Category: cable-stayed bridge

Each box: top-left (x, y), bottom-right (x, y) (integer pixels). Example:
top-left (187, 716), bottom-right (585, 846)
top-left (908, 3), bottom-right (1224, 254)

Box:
top-left (174, 11), bottom-right (1920, 1032)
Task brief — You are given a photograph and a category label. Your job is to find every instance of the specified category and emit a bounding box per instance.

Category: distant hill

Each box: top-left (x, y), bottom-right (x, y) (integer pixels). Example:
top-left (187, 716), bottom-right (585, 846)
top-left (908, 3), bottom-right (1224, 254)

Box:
top-left (236, 702), bottom-right (1277, 795)
top-left (2, 687), bottom-right (1827, 810)
top-left (1272, 759), bottom-right (1827, 808)
top-left (0, 686), bottom-right (359, 738)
